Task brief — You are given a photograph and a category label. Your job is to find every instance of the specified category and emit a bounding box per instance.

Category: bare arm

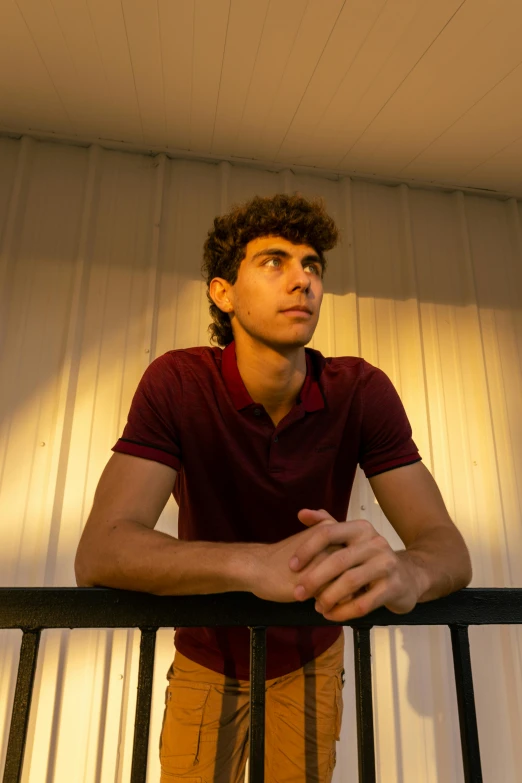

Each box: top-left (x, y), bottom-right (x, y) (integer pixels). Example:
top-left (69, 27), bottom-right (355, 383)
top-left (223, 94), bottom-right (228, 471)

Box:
top-left (74, 452), bottom-right (335, 600)
top-left (369, 461), bottom-right (473, 602)
top-left (74, 452), bottom-right (258, 596)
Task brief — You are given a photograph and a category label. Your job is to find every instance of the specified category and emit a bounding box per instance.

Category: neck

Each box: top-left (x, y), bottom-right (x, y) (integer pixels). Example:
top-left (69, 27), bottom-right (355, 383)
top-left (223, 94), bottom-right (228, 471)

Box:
top-left (233, 337), bottom-right (307, 413)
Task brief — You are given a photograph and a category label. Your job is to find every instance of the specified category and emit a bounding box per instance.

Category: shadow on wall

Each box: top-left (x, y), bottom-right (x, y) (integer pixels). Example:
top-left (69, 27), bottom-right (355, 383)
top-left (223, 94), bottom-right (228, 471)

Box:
top-left (0, 141), bottom-right (521, 438)
top-left (1, 141), bottom-right (521, 779)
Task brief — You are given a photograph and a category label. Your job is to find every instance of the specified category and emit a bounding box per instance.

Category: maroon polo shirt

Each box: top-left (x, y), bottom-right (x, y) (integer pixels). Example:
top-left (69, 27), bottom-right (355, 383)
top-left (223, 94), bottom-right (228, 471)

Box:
top-left (111, 340), bottom-right (421, 680)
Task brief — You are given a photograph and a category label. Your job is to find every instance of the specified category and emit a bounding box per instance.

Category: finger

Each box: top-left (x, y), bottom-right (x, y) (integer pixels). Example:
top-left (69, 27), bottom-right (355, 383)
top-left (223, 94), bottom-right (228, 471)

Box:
top-left (297, 508), bottom-right (334, 528)
top-left (294, 545), bottom-right (362, 600)
top-left (294, 540), bottom-right (381, 600)
top-left (292, 547), bottom-right (341, 600)
top-left (290, 520), bottom-right (373, 571)
top-left (320, 581), bottom-right (390, 622)
top-left (314, 561), bottom-right (389, 613)
top-left (313, 583), bottom-right (355, 611)
top-left (289, 520), bottom-right (340, 571)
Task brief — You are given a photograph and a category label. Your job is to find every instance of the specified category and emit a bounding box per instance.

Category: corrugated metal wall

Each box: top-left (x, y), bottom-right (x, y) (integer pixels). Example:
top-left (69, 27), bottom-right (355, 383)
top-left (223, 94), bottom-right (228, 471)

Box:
top-left (0, 135), bottom-right (521, 782)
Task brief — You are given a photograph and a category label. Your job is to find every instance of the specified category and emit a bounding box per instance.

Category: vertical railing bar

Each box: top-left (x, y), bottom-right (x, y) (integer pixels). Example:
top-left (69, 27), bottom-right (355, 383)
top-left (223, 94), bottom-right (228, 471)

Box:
top-left (249, 626), bottom-right (267, 783)
top-left (130, 628), bottom-right (157, 783)
top-left (353, 626), bottom-right (376, 783)
top-left (3, 629), bottom-right (41, 783)
top-left (449, 625), bottom-right (483, 783)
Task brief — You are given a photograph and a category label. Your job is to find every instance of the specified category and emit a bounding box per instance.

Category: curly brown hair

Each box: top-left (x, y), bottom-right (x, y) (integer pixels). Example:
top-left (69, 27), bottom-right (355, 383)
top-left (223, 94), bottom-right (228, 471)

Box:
top-left (201, 192), bottom-right (340, 347)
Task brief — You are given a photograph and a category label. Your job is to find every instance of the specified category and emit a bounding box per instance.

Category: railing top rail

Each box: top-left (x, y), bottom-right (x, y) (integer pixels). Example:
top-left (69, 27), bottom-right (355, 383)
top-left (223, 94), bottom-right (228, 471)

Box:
top-left (0, 587), bottom-right (521, 630)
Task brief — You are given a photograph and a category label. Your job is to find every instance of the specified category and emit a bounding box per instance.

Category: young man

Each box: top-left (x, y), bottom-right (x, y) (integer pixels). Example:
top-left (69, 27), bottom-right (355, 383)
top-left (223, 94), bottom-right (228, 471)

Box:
top-left (75, 193), bottom-right (472, 782)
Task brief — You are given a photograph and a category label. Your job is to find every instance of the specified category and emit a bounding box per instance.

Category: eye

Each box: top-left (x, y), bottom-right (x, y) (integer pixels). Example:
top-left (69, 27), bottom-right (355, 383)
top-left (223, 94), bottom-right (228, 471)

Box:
top-left (266, 257), bottom-right (321, 275)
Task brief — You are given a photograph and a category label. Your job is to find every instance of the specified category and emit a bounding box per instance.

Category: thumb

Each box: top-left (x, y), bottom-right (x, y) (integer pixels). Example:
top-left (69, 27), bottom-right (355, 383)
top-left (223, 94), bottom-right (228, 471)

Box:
top-left (297, 508), bottom-right (337, 528)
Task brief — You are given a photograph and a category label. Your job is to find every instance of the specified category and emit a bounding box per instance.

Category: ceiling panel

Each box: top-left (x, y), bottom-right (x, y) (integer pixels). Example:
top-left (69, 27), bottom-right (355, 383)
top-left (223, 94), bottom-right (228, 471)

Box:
top-left (339, 0), bottom-right (520, 172)
top-left (16, 0), bottom-right (105, 135)
top-left (120, 0), bottom-right (167, 147)
top-left (464, 136), bottom-right (522, 192)
top-left (225, 0), bottom-right (318, 160)
top-left (250, 0), bottom-right (373, 162)
top-left (275, 0), bottom-right (421, 164)
top-left (87, 0), bottom-right (143, 140)
top-left (206, 0), bottom-right (271, 157)
top-left (401, 64), bottom-right (522, 182)
top-left (158, 0), bottom-right (199, 151)
top-left (286, 0), bottom-right (477, 169)
top-left (0, 0), bottom-right (72, 132)
top-left (1, 0), bottom-right (522, 196)
top-left (185, 0), bottom-right (231, 153)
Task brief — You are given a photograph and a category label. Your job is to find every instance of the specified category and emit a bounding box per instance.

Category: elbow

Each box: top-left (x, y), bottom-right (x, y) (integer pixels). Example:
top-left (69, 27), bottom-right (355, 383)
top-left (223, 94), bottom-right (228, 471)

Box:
top-left (459, 547), bottom-right (473, 590)
top-left (74, 572), bottom-right (91, 588)
top-left (74, 545), bottom-right (96, 588)
top-left (465, 556), bottom-right (473, 587)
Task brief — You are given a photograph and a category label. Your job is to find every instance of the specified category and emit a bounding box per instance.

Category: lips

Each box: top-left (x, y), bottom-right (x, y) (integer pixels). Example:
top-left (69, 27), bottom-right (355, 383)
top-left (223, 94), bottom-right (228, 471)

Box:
top-left (282, 309), bottom-right (312, 318)
top-left (282, 307), bottom-right (312, 314)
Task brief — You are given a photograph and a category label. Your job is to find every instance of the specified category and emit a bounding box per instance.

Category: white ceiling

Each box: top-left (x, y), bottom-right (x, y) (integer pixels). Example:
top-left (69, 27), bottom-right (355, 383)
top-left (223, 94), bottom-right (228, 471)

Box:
top-left (2, 0), bottom-right (522, 198)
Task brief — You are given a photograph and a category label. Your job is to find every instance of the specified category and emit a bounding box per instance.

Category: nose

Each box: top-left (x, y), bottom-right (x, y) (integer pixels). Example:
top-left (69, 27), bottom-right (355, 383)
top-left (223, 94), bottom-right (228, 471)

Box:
top-left (287, 263), bottom-right (312, 291)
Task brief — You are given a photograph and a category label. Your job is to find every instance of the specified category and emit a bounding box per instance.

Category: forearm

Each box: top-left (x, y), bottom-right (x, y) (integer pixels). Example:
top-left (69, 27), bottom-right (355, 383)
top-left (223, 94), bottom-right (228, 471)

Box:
top-left (396, 527), bottom-right (473, 603)
top-left (74, 519), bottom-right (260, 597)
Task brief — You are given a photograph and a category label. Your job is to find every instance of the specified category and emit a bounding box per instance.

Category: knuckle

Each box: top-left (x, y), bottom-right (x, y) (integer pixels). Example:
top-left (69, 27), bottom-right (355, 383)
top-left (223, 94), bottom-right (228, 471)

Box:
top-left (340, 546), bottom-right (354, 566)
top-left (317, 586), bottom-right (332, 605)
top-left (343, 577), bottom-right (356, 596)
top-left (299, 572), bottom-right (313, 591)
top-left (341, 569), bottom-right (356, 592)
top-left (331, 547), bottom-right (347, 569)
top-left (383, 554), bottom-right (397, 576)
top-left (316, 525), bottom-right (330, 549)
top-left (375, 535), bottom-right (389, 550)
top-left (372, 537), bottom-right (390, 559)
top-left (328, 542), bottom-right (343, 555)
top-left (353, 596), bottom-right (367, 616)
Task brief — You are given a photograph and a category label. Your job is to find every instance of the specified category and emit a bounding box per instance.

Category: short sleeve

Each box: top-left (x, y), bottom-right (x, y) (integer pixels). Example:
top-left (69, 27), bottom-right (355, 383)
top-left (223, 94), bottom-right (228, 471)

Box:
top-left (111, 352), bottom-right (182, 471)
top-left (359, 362), bottom-right (421, 479)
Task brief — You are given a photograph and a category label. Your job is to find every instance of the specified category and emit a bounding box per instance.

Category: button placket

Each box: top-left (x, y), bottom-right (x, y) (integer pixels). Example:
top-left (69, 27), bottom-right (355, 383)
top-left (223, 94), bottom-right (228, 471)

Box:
top-left (268, 429), bottom-right (282, 473)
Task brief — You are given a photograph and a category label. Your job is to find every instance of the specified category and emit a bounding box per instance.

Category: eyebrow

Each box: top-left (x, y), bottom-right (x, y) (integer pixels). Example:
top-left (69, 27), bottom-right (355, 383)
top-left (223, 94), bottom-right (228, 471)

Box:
top-left (250, 247), bottom-right (323, 268)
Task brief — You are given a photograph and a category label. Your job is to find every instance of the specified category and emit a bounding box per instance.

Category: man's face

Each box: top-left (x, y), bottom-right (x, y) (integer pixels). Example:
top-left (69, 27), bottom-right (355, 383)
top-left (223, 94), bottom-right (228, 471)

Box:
top-left (211, 234), bottom-right (324, 350)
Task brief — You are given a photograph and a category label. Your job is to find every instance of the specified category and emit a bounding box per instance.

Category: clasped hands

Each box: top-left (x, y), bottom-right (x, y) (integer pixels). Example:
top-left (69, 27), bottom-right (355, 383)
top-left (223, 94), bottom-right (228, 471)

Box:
top-left (290, 508), bottom-right (420, 622)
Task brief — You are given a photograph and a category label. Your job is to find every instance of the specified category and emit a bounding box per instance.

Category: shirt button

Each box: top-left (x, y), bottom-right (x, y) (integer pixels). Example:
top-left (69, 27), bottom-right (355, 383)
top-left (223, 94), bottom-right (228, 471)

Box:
top-left (273, 436), bottom-right (278, 442)
top-left (254, 408), bottom-right (261, 416)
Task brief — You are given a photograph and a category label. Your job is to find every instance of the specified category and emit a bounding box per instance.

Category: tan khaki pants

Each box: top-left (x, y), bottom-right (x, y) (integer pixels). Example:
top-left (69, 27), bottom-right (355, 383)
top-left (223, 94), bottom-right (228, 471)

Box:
top-left (159, 632), bottom-right (345, 783)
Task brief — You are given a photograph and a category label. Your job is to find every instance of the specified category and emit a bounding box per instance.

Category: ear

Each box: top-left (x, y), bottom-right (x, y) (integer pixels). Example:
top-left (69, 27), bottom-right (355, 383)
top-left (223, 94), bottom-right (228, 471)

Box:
top-left (209, 278), bottom-right (233, 313)
top-left (297, 508), bottom-right (337, 528)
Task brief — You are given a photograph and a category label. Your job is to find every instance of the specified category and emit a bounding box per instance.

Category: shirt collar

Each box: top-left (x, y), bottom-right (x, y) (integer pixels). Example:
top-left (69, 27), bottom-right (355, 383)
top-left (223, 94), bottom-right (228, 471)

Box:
top-left (221, 340), bottom-right (325, 413)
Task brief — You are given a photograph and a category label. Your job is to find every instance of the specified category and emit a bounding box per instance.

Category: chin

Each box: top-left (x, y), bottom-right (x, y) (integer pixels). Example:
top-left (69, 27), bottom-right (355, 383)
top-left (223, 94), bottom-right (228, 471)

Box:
top-left (273, 333), bottom-right (314, 349)
top-left (242, 323), bottom-right (316, 350)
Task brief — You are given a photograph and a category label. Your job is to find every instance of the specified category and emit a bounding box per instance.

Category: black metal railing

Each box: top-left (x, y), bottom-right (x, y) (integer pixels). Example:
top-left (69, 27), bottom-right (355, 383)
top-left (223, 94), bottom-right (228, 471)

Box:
top-left (0, 587), bottom-right (521, 783)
